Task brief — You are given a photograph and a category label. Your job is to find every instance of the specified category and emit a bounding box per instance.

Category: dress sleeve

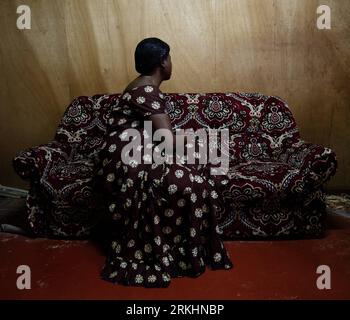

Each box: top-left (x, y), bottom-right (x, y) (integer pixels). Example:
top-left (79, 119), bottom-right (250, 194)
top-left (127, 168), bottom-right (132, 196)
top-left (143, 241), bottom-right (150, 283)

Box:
top-left (130, 86), bottom-right (167, 117)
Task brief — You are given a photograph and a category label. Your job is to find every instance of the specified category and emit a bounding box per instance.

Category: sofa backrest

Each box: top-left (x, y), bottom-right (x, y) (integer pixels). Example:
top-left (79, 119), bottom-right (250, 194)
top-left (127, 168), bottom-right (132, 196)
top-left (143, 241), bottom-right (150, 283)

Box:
top-left (55, 94), bottom-right (120, 159)
top-left (163, 92), bottom-right (300, 163)
top-left (55, 92), bottom-right (300, 163)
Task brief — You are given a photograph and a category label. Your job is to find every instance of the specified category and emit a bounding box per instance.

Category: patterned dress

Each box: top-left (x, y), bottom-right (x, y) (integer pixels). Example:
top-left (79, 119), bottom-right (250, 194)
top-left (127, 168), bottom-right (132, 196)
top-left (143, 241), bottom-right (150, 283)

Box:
top-left (95, 84), bottom-right (233, 287)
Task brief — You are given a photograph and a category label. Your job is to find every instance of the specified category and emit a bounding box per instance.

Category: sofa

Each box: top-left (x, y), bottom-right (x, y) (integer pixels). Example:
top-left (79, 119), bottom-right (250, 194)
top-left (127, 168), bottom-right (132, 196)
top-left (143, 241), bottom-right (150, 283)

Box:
top-left (13, 91), bottom-right (338, 239)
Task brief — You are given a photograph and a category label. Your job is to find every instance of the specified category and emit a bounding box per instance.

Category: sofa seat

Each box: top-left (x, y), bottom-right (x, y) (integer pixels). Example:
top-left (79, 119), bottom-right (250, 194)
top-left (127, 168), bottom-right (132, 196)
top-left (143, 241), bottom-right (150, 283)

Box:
top-left (223, 160), bottom-right (305, 202)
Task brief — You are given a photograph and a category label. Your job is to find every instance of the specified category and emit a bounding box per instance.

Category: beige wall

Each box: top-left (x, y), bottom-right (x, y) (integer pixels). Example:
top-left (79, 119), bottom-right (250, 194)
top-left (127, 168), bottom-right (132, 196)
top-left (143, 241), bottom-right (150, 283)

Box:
top-left (0, 0), bottom-right (349, 191)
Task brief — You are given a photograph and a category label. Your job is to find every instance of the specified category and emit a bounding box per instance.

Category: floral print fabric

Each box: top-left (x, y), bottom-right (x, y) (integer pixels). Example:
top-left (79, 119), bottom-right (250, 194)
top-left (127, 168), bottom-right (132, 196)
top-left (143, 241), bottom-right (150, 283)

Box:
top-left (95, 85), bottom-right (233, 287)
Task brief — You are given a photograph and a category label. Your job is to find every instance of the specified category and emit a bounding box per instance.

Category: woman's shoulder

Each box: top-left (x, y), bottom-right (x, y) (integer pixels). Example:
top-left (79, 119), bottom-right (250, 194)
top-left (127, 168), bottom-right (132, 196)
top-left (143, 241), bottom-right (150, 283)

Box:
top-left (120, 84), bottom-right (166, 115)
top-left (127, 84), bottom-right (161, 93)
top-left (122, 84), bottom-right (164, 100)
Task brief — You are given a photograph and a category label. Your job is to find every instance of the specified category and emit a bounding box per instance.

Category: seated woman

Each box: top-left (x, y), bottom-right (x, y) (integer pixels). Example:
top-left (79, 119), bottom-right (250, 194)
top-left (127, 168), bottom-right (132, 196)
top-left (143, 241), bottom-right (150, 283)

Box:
top-left (94, 37), bottom-right (233, 288)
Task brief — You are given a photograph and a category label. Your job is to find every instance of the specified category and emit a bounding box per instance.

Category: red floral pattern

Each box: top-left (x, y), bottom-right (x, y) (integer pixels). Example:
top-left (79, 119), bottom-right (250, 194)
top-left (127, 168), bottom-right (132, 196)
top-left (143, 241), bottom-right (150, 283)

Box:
top-left (13, 91), bottom-right (337, 239)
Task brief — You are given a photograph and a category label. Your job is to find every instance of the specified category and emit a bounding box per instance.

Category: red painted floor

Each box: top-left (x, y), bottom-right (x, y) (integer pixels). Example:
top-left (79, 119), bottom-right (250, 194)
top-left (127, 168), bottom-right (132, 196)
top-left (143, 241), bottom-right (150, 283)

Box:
top-left (1, 213), bottom-right (349, 300)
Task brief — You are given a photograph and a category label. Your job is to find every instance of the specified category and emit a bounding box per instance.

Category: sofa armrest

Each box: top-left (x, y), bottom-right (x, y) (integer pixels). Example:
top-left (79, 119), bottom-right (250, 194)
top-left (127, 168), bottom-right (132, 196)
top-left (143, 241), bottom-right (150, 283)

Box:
top-left (13, 141), bottom-right (71, 181)
top-left (277, 139), bottom-right (338, 188)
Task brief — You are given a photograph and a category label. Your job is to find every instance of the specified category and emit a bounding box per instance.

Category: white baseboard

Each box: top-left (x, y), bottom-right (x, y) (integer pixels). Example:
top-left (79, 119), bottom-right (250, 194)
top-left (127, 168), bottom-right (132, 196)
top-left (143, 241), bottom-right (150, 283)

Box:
top-left (0, 185), bottom-right (28, 198)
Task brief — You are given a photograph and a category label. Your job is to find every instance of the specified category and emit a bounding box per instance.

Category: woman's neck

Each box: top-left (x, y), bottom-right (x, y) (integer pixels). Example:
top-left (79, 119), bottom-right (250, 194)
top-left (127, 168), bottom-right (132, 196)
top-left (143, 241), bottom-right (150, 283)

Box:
top-left (137, 74), bottom-right (163, 88)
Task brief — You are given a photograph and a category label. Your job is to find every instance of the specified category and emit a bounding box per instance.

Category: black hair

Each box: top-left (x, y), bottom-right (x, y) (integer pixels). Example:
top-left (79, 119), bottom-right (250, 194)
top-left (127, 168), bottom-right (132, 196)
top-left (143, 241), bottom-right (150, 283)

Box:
top-left (134, 37), bottom-right (170, 75)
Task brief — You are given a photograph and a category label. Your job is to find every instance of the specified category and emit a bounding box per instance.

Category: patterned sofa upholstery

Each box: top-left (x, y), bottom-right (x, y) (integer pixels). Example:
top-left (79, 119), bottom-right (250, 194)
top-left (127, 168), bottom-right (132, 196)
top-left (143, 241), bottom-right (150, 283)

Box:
top-left (13, 91), bottom-right (337, 239)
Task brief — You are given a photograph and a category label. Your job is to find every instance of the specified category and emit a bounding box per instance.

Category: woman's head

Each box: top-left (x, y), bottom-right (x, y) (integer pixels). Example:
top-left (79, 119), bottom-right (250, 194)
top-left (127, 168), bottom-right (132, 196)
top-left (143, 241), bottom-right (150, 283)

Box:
top-left (135, 37), bottom-right (172, 80)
